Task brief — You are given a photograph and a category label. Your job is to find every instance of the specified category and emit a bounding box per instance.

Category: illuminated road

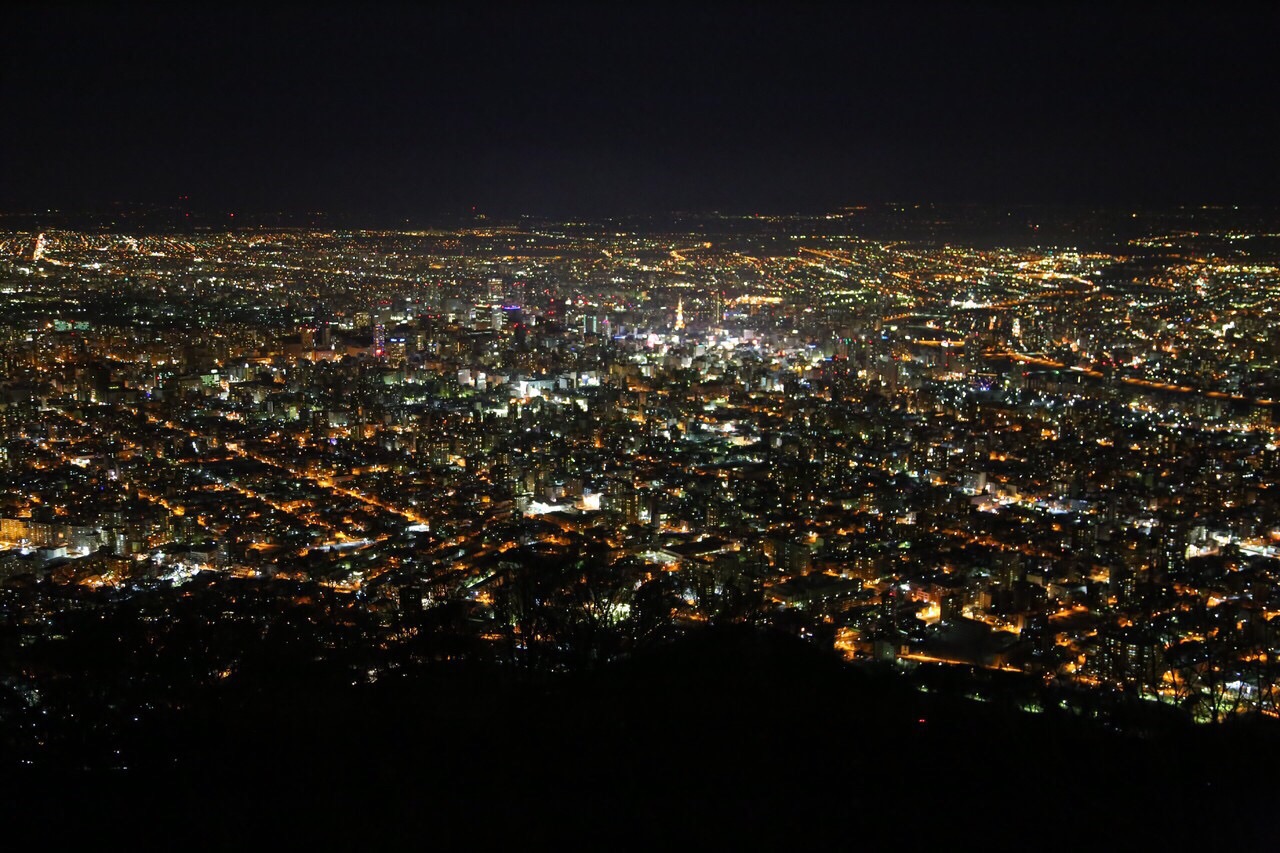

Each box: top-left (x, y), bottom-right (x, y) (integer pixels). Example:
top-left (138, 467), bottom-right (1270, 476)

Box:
top-left (999, 350), bottom-right (1278, 414)
top-left (126, 406), bottom-right (432, 528)
top-left (51, 407), bottom-right (355, 542)
top-left (669, 242), bottom-right (712, 263)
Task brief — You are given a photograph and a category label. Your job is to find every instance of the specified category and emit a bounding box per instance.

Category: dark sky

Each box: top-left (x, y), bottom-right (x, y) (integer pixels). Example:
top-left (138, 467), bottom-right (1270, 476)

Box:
top-left (3, 2), bottom-right (1277, 217)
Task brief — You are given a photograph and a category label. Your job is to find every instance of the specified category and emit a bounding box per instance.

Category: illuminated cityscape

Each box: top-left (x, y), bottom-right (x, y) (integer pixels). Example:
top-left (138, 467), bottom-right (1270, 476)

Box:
top-left (3, 206), bottom-right (1280, 826)
top-left (3, 2), bottom-right (1279, 845)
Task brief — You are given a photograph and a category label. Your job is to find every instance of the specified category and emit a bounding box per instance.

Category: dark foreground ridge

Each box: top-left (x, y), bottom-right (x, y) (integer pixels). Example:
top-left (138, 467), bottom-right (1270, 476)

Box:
top-left (4, 625), bottom-right (1277, 847)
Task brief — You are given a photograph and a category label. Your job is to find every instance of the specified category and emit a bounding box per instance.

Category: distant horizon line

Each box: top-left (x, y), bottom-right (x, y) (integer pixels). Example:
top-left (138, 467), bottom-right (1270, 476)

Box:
top-left (2, 200), bottom-right (1276, 221)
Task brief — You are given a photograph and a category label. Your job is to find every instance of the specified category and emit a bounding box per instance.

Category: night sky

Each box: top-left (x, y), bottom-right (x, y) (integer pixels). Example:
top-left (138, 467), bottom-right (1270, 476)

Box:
top-left (3, 2), bottom-right (1277, 218)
